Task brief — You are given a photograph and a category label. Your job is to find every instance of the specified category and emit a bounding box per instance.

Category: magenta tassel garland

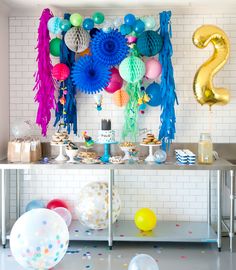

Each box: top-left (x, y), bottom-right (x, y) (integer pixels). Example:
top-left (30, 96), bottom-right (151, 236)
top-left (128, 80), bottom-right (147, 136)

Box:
top-left (33, 8), bottom-right (56, 136)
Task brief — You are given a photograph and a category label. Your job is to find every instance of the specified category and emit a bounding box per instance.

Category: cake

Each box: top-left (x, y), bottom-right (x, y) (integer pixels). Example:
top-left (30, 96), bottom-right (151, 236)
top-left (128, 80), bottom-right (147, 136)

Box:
top-left (97, 119), bottom-right (116, 143)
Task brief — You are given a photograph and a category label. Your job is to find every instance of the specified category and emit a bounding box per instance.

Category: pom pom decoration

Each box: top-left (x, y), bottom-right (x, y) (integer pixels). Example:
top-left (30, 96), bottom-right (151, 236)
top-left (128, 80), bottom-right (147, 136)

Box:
top-left (83, 18), bottom-right (94, 30)
top-left (91, 29), bottom-right (129, 66)
top-left (47, 16), bottom-right (62, 34)
top-left (105, 67), bottom-right (123, 94)
top-left (119, 55), bottom-right (146, 83)
top-left (71, 55), bottom-right (111, 94)
top-left (49, 37), bottom-right (61, 57)
top-left (158, 11), bottom-right (178, 148)
top-left (65, 27), bottom-right (90, 53)
top-left (92, 12), bottom-right (105, 24)
top-left (33, 8), bottom-right (56, 136)
top-left (70, 13), bottom-right (83, 27)
top-left (145, 58), bottom-right (162, 79)
top-left (136, 30), bottom-right (163, 56)
top-left (146, 82), bottom-right (162, 107)
top-left (113, 89), bottom-right (129, 107)
top-left (52, 63), bottom-right (70, 81)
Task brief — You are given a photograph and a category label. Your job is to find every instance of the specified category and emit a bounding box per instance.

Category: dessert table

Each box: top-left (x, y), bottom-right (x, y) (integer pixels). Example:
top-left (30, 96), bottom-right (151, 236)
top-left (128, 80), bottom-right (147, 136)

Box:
top-left (0, 158), bottom-right (235, 251)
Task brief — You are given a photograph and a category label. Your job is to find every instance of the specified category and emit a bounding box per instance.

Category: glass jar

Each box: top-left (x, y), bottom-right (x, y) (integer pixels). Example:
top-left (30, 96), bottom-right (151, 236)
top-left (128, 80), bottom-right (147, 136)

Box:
top-left (198, 133), bottom-right (213, 164)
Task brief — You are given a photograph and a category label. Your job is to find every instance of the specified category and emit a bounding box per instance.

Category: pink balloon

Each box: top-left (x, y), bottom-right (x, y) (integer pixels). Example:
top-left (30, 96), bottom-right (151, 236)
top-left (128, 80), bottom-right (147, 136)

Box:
top-left (105, 68), bottom-right (123, 94)
top-left (145, 58), bottom-right (162, 80)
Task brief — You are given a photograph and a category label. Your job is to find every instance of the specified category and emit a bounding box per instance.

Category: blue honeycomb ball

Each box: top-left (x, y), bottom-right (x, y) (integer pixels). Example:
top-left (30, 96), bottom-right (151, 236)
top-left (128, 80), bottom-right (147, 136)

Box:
top-left (91, 29), bottom-right (129, 66)
top-left (136, 30), bottom-right (163, 57)
top-left (71, 55), bottom-right (111, 94)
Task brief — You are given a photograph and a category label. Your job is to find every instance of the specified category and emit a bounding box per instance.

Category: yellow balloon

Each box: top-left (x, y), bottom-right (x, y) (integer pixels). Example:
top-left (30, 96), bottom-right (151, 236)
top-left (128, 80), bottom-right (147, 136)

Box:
top-left (134, 208), bottom-right (157, 232)
top-left (192, 25), bottom-right (230, 107)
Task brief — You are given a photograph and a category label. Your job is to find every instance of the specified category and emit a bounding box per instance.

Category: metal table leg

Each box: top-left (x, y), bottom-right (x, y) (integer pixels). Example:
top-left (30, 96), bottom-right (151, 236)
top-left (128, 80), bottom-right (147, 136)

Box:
top-left (108, 169), bottom-right (114, 250)
top-left (207, 171), bottom-right (212, 226)
top-left (1, 169), bottom-right (6, 248)
top-left (229, 170), bottom-right (235, 252)
top-left (16, 169), bottom-right (21, 218)
top-left (217, 170), bottom-right (222, 252)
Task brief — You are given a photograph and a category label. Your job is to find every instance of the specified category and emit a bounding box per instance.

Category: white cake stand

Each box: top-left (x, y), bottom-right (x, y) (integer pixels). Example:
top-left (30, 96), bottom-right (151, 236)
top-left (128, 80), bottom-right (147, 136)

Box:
top-left (140, 143), bottom-right (161, 162)
top-left (51, 143), bottom-right (68, 162)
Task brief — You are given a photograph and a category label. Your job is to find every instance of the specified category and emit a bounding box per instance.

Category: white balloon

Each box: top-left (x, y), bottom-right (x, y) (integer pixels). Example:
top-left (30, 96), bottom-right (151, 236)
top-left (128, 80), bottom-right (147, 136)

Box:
top-left (11, 119), bottom-right (31, 138)
top-left (10, 209), bottom-right (69, 270)
top-left (129, 254), bottom-right (159, 270)
top-left (53, 207), bottom-right (72, 227)
top-left (76, 181), bottom-right (121, 230)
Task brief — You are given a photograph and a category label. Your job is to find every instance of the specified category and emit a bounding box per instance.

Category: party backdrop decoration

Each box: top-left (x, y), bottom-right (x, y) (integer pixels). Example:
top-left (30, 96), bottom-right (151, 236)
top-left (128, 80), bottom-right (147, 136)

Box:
top-left (65, 27), bottom-right (90, 53)
top-left (50, 37), bottom-right (61, 57)
top-left (70, 13), bottom-right (83, 27)
top-left (105, 67), bottom-right (123, 93)
top-left (10, 209), bottom-right (69, 270)
top-left (54, 13), bottom-right (77, 135)
top-left (91, 29), bottom-right (129, 66)
top-left (33, 8), bottom-right (56, 136)
top-left (71, 55), bottom-right (111, 94)
top-left (192, 25), bottom-right (230, 107)
top-left (158, 11), bottom-right (178, 148)
top-left (47, 16), bottom-right (62, 34)
top-left (52, 63), bottom-right (70, 81)
top-left (76, 182), bottom-right (121, 230)
top-left (59, 19), bottom-right (71, 32)
top-left (113, 89), bottom-right (129, 107)
top-left (145, 58), bottom-right (162, 79)
top-left (92, 11), bottom-right (105, 24)
top-left (136, 30), bottom-right (163, 56)
top-left (146, 82), bottom-right (162, 107)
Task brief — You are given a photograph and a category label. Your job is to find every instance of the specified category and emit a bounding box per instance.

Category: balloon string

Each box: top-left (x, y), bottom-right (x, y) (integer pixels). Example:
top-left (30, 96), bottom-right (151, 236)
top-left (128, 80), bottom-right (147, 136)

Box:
top-left (208, 106), bottom-right (213, 135)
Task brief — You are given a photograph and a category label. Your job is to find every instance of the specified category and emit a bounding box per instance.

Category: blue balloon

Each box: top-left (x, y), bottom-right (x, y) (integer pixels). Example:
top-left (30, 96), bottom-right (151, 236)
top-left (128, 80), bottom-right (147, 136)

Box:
top-left (120, 24), bottom-right (132, 35)
top-left (47, 17), bottom-right (62, 34)
top-left (133, 19), bottom-right (145, 34)
top-left (124, 13), bottom-right (136, 26)
top-left (25, 200), bottom-right (45, 212)
top-left (59, 19), bottom-right (71, 32)
top-left (83, 18), bottom-right (94, 30)
top-left (146, 82), bottom-right (162, 107)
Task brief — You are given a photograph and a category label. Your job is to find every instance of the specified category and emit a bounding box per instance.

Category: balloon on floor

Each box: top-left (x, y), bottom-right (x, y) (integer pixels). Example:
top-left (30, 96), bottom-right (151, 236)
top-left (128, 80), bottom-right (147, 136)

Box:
top-left (10, 209), bottom-right (69, 270)
top-left (128, 254), bottom-right (159, 270)
top-left (76, 181), bottom-right (121, 230)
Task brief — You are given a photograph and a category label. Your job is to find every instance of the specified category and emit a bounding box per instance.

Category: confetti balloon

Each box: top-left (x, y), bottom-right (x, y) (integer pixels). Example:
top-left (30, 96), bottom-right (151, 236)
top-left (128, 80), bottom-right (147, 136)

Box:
top-left (10, 209), bottom-right (69, 270)
top-left (53, 207), bottom-right (72, 227)
top-left (52, 63), bottom-right (70, 81)
top-left (47, 17), bottom-right (62, 34)
top-left (119, 55), bottom-right (146, 83)
top-left (70, 13), bottom-right (83, 27)
top-left (145, 58), bottom-right (162, 79)
top-left (65, 27), bottom-right (90, 53)
top-left (129, 254), bottom-right (159, 270)
top-left (134, 208), bottom-right (157, 231)
top-left (113, 89), bottom-right (129, 107)
top-left (76, 182), bottom-right (121, 230)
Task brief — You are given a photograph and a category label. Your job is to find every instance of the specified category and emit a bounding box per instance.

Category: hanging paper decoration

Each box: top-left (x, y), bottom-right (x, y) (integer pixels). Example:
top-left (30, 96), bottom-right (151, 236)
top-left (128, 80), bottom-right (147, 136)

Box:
top-left (122, 82), bottom-right (141, 141)
top-left (71, 55), bottom-right (111, 94)
top-left (50, 37), bottom-right (62, 57)
top-left (136, 30), bottom-right (163, 56)
top-left (65, 27), bottom-right (90, 53)
top-left (52, 63), bottom-right (70, 81)
top-left (47, 16), bottom-right (62, 34)
top-left (105, 67), bottom-right (123, 94)
top-left (146, 82), bottom-right (162, 107)
top-left (119, 55), bottom-right (146, 83)
top-left (91, 29), bottom-right (129, 66)
top-left (158, 11), bottom-right (178, 148)
top-left (113, 89), bottom-right (129, 107)
top-left (145, 58), bottom-right (162, 79)
top-left (138, 92), bottom-right (150, 114)
top-left (54, 13), bottom-right (77, 135)
top-left (33, 8), bottom-right (55, 136)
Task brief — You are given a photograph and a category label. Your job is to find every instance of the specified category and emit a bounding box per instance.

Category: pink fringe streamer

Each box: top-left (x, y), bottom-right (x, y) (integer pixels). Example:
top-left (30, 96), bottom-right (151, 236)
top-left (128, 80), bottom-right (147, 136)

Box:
top-left (33, 8), bottom-right (55, 136)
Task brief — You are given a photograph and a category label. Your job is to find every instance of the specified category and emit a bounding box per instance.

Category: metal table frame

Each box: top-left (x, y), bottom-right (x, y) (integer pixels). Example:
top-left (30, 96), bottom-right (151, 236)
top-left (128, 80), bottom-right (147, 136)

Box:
top-left (0, 159), bottom-right (235, 251)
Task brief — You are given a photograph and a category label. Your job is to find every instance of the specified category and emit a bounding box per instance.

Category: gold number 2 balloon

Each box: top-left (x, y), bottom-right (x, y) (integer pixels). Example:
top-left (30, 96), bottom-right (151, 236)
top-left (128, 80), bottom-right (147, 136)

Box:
top-left (192, 25), bottom-right (230, 107)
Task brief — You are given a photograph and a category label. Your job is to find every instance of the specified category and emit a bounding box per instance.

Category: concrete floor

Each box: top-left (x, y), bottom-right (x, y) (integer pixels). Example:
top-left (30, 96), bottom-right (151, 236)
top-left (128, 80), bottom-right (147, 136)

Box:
top-left (1, 239), bottom-right (236, 270)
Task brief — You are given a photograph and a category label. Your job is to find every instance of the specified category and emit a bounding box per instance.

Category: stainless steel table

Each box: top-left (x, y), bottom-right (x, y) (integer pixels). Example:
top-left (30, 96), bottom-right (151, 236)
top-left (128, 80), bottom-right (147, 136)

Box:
top-left (0, 158), bottom-right (234, 251)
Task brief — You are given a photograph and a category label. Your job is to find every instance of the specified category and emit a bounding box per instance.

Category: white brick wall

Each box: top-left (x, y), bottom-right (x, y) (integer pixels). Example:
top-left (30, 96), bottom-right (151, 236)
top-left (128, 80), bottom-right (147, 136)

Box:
top-left (8, 12), bottom-right (236, 222)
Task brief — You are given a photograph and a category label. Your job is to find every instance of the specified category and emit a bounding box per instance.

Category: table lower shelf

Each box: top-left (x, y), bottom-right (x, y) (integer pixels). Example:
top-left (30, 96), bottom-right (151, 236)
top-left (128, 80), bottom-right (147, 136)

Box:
top-left (68, 220), bottom-right (217, 243)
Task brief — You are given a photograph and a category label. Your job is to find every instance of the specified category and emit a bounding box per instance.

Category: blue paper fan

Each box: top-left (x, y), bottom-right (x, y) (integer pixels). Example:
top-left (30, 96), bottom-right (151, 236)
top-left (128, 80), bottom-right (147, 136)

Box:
top-left (71, 55), bottom-right (111, 94)
top-left (91, 29), bottom-right (129, 66)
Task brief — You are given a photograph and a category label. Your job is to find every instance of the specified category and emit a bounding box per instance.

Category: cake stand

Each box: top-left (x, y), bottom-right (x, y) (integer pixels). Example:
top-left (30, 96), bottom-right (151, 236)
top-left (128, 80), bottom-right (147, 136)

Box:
top-left (140, 143), bottom-right (161, 162)
top-left (51, 143), bottom-right (68, 162)
top-left (96, 141), bottom-right (118, 163)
